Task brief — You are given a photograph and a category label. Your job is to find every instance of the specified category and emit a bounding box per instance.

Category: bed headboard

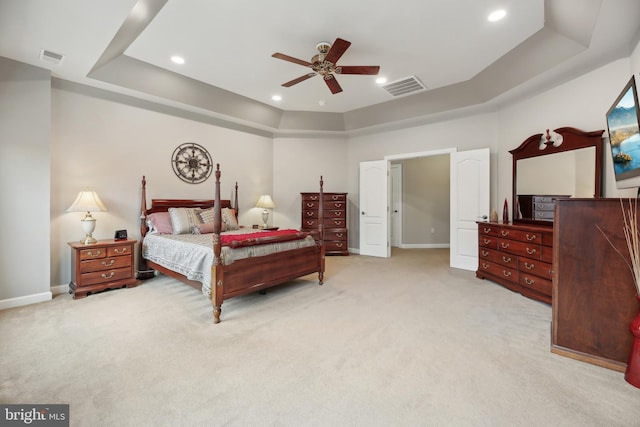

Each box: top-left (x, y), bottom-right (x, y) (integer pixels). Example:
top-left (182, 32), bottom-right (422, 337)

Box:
top-left (139, 175), bottom-right (238, 238)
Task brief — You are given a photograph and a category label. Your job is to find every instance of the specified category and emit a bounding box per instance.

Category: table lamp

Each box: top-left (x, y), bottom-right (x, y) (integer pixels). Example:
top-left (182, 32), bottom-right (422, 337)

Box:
top-left (67, 191), bottom-right (108, 244)
top-left (255, 195), bottom-right (276, 228)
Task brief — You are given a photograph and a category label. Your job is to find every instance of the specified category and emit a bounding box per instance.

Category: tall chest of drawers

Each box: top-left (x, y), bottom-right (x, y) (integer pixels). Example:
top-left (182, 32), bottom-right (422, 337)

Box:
top-left (476, 222), bottom-right (553, 304)
top-left (301, 192), bottom-right (348, 255)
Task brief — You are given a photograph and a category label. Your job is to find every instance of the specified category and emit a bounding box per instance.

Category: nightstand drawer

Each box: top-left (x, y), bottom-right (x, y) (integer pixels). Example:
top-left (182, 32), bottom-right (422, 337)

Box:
top-left (79, 247), bottom-right (107, 260)
top-left (80, 256), bottom-right (132, 273)
top-left (108, 245), bottom-right (132, 257)
top-left (81, 267), bottom-right (132, 286)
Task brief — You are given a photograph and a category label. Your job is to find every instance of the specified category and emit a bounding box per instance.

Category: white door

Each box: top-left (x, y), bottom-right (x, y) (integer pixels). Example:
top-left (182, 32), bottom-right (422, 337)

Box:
top-left (390, 164), bottom-right (402, 247)
top-left (450, 148), bottom-right (490, 270)
top-left (359, 160), bottom-right (390, 257)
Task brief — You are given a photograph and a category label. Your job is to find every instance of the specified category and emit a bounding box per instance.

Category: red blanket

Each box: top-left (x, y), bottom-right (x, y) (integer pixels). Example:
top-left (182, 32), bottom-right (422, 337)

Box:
top-left (221, 229), bottom-right (310, 248)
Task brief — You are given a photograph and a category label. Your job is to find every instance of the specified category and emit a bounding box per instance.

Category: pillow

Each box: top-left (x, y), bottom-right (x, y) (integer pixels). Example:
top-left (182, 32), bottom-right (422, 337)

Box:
top-left (147, 212), bottom-right (173, 234)
top-left (168, 207), bottom-right (202, 234)
top-left (193, 222), bottom-right (214, 235)
top-left (199, 208), bottom-right (215, 224)
top-left (221, 208), bottom-right (239, 231)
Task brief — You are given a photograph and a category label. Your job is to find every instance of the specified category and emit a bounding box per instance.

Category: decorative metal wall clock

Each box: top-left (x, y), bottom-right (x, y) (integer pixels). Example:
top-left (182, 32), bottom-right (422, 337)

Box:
top-left (171, 143), bottom-right (213, 184)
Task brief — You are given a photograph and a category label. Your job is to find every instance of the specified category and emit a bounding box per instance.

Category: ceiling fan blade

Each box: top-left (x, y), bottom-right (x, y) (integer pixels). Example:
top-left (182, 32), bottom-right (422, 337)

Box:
top-left (336, 65), bottom-right (380, 75)
top-left (272, 53), bottom-right (313, 67)
top-left (324, 75), bottom-right (343, 94)
top-left (324, 38), bottom-right (351, 64)
top-left (282, 73), bottom-right (316, 87)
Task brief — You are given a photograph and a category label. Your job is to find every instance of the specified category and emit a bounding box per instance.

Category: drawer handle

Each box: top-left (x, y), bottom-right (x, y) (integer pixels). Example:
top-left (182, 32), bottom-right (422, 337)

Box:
top-left (113, 248), bottom-right (127, 254)
top-left (524, 262), bottom-right (535, 270)
top-left (101, 259), bottom-right (115, 267)
top-left (481, 250), bottom-right (489, 257)
top-left (306, 203), bottom-right (314, 208)
top-left (336, 233), bottom-right (344, 238)
top-left (525, 277), bottom-right (535, 285)
top-left (335, 203), bottom-right (343, 208)
top-left (501, 230), bottom-right (509, 237)
top-left (86, 250), bottom-right (101, 257)
top-left (502, 270), bottom-right (512, 277)
top-left (336, 243), bottom-right (343, 247)
top-left (526, 234), bottom-right (537, 241)
top-left (332, 195), bottom-right (339, 200)
top-left (334, 212), bottom-right (341, 216)
top-left (526, 248), bottom-right (537, 255)
top-left (305, 221), bottom-right (314, 226)
top-left (335, 221), bottom-right (343, 226)
top-left (501, 242), bottom-right (510, 249)
top-left (306, 212), bottom-right (314, 216)
top-left (483, 227), bottom-right (492, 233)
top-left (502, 256), bottom-right (512, 263)
top-left (101, 272), bottom-right (115, 279)
top-left (481, 262), bottom-right (489, 269)
top-left (483, 239), bottom-right (491, 244)
top-left (536, 204), bottom-right (544, 209)
top-left (310, 196), bottom-right (318, 200)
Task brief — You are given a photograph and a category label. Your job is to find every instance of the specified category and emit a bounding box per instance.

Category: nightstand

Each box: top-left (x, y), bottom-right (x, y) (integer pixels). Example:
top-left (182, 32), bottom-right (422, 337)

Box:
top-left (68, 238), bottom-right (138, 299)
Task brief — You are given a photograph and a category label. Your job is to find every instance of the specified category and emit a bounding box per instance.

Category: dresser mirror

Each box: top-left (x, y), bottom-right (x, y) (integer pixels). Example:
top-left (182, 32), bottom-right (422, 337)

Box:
top-left (510, 127), bottom-right (604, 224)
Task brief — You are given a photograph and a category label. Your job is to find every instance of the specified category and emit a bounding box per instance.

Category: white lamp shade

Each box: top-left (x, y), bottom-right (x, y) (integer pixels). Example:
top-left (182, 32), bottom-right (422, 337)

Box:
top-left (255, 195), bottom-right (276, 209)
top-left (67, 191), bottom-right (108, 213)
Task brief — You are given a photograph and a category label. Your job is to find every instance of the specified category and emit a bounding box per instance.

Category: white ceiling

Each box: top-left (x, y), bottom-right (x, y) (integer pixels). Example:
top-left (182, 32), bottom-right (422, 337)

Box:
top-left (0, 0), bottom-right (639, 132)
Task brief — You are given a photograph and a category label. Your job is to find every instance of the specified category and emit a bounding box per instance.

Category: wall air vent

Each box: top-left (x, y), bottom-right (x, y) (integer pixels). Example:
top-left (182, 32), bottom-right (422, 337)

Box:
top-left (381, 76), bottom-right (425, 96)
top-left (39, 49), bottom-right (64, 65)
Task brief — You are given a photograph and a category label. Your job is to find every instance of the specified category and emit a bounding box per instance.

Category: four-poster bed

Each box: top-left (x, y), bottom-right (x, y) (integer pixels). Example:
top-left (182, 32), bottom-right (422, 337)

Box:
top-left (138, 165), bottom-right (326, 323)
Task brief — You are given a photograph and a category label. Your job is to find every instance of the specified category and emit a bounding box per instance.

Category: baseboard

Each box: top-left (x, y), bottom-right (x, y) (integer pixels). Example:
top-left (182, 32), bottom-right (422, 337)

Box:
top-left (51, 284), bottom-right (69, 296)
top-left (399, 243), bottom-right (450, 249)
top-left (0, 291), bottom-right (52, 310)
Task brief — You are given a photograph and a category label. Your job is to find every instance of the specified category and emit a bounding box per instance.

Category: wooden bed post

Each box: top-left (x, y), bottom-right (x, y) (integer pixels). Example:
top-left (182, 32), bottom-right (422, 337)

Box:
top-left (137, 176), bottom-right (155, 280)
top-left (318, 175), bottom-right (325, 284)
top-left (234, 181), bottom-right (239, 217)
top-left (211, 164), bottom-right (224, 323)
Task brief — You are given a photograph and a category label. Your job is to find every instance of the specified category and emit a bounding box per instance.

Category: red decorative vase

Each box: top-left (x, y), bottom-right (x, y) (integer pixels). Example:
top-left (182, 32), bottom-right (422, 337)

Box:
top-left (625, 296), bottom-right (640, 388)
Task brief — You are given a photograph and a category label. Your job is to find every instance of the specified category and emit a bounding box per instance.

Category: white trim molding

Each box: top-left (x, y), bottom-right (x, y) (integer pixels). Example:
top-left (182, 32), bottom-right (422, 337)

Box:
top-left (0, 291), bottom-right (52, 310)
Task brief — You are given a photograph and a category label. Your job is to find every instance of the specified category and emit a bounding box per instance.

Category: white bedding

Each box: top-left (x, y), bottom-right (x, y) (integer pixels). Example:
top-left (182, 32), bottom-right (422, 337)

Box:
top-left (142, 229), bottom-right (316, 297)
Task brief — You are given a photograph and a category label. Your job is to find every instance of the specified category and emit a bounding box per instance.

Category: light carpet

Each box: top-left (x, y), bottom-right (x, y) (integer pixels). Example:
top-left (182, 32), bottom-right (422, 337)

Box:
top-left (1, 249), bottom-right (639, 426)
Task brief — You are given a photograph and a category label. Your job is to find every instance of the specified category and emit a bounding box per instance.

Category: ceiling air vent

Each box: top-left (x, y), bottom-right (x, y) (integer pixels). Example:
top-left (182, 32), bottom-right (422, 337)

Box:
top-left (39, 49), bottom-right (64, 65)
top-left (381, 76), bottom-right (425, 96)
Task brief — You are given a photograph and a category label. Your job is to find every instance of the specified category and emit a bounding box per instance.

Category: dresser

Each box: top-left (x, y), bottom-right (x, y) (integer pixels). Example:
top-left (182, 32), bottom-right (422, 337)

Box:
top-left (476, 221), bottom-right (553, 304)
top-left (68, 238), bottom-right (138, 298)
top-left (301, 192), bottom-right (348, 255)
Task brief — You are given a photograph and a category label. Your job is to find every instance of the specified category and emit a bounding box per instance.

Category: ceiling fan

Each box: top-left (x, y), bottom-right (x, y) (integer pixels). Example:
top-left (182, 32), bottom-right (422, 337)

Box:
top-left (272, 37), bottom-right (380, 94)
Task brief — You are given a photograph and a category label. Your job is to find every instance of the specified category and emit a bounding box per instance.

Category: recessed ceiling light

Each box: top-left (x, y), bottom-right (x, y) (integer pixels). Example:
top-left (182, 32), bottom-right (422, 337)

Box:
top-left (272, 95), bottom-right (282, 101)
top-left (171, 55), bottom-right (185, 64)
top-left (376, 77), bottom-right (388, 85)
top-left (318, 100), bottom-right (326, 106)
top-left (488, 9), bottom-right (506, 22)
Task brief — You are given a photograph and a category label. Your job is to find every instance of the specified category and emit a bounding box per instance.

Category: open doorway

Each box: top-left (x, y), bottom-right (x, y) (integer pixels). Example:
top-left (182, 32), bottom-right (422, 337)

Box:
top-left (360, 148), bottom-right (489, 270)
top-left (390, 155), bottom-right (450, 249)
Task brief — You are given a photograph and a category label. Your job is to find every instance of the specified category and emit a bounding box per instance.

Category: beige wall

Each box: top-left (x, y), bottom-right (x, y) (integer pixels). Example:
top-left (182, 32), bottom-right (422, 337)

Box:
top-left (398, 156), bottom-right (450, 245)
top-left (0, 57), bottom-right (51, 304)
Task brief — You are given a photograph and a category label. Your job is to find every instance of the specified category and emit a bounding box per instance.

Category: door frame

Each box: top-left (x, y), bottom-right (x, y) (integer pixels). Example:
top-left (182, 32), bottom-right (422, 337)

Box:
top-left (390, 163), bottom-right (402, 247)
